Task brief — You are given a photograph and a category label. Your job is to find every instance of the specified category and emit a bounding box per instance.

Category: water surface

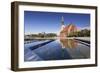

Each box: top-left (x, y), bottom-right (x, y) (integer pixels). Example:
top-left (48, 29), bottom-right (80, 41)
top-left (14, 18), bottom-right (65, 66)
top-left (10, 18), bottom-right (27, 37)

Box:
top-left (24, 39), bottom-right (90, 61)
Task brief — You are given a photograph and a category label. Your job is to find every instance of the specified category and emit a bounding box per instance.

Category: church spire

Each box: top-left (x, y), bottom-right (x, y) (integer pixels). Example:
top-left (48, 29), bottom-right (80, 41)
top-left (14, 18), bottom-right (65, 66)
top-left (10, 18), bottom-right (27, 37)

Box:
top-left (61, 16), bottom-right (64, 25)
top-left (60, 16), bottom-right (65, 31)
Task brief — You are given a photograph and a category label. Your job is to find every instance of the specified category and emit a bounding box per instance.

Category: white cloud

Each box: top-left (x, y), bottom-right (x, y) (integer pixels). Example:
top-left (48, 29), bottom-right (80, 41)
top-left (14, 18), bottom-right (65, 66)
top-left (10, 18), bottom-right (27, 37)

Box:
top-left (77, 26), bottom-right (90, 31)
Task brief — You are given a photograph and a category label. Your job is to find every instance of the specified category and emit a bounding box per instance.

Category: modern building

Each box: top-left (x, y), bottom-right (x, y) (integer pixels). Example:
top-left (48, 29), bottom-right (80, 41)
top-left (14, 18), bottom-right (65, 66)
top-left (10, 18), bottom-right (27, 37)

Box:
top-left (60, 16), bottom-right (77, 38)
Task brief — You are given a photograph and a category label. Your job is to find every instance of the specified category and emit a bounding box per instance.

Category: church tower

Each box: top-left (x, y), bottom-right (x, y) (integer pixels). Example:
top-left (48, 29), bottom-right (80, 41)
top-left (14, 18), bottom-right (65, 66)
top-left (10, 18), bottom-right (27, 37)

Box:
top-left (61, 16), bottom-right (64, 25)
top-left (60, 16), bottom-right (65, 31)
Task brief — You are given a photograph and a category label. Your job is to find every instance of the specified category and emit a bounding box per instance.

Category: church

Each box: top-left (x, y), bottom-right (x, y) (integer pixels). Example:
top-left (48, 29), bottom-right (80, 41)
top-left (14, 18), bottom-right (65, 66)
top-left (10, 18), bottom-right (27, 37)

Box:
top-left (60, 16), bottom-right (77, 38)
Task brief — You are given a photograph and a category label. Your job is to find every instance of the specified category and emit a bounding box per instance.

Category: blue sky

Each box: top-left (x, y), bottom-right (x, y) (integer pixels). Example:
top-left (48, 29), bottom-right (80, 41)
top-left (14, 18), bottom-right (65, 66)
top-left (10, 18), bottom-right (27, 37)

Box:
top-left (24, 11), bottom-right (90, 35)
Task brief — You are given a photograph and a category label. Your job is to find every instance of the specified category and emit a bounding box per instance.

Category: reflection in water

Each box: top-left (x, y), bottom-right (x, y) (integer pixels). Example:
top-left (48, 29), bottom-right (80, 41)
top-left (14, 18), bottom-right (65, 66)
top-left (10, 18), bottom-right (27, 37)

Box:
top-left (24, 38), bottom-right (90, 61)
top-left (60, 39), bottom-right (78, 49)
top-left (59, 38), bottom-right (78, 59)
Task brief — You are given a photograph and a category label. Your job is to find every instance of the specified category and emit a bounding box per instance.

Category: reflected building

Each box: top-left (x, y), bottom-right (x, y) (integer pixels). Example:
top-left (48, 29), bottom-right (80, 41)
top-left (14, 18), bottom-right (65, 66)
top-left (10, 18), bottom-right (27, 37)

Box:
top-left (60, 39), bottom-right (78, 49)
top-left (60, 16), bottom-right (77, 38)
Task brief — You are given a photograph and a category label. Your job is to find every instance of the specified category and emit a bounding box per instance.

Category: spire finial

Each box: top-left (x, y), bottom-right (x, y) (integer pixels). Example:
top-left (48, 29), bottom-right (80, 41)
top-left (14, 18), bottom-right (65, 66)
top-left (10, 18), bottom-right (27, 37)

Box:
top-left (61, 16), bottom-right (64, 25)
top-left (62, 16), bottom-right (64, 22)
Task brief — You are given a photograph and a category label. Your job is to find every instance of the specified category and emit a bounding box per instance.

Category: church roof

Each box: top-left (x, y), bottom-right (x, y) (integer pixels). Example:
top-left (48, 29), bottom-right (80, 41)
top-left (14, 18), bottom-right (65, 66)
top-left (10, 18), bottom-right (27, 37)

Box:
top-left (60, 24), bottom-right (77, 33)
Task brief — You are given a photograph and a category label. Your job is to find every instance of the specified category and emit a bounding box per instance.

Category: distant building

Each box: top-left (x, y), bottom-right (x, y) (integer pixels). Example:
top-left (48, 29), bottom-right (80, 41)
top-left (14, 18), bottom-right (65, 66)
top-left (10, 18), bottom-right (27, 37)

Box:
top-left (60, 16), bottom-right (77, 38)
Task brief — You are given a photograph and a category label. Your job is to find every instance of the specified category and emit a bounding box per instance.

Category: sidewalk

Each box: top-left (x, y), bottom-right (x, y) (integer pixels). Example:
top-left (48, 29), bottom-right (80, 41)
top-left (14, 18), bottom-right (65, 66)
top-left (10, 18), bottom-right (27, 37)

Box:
top-left (74, 37), bottom-right (90, 47)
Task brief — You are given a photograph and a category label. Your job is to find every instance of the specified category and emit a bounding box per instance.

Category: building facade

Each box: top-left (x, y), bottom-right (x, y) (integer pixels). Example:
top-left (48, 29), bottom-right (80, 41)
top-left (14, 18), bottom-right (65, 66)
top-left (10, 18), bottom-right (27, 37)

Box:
top-left (60, 16), bottom-right (77, 38)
